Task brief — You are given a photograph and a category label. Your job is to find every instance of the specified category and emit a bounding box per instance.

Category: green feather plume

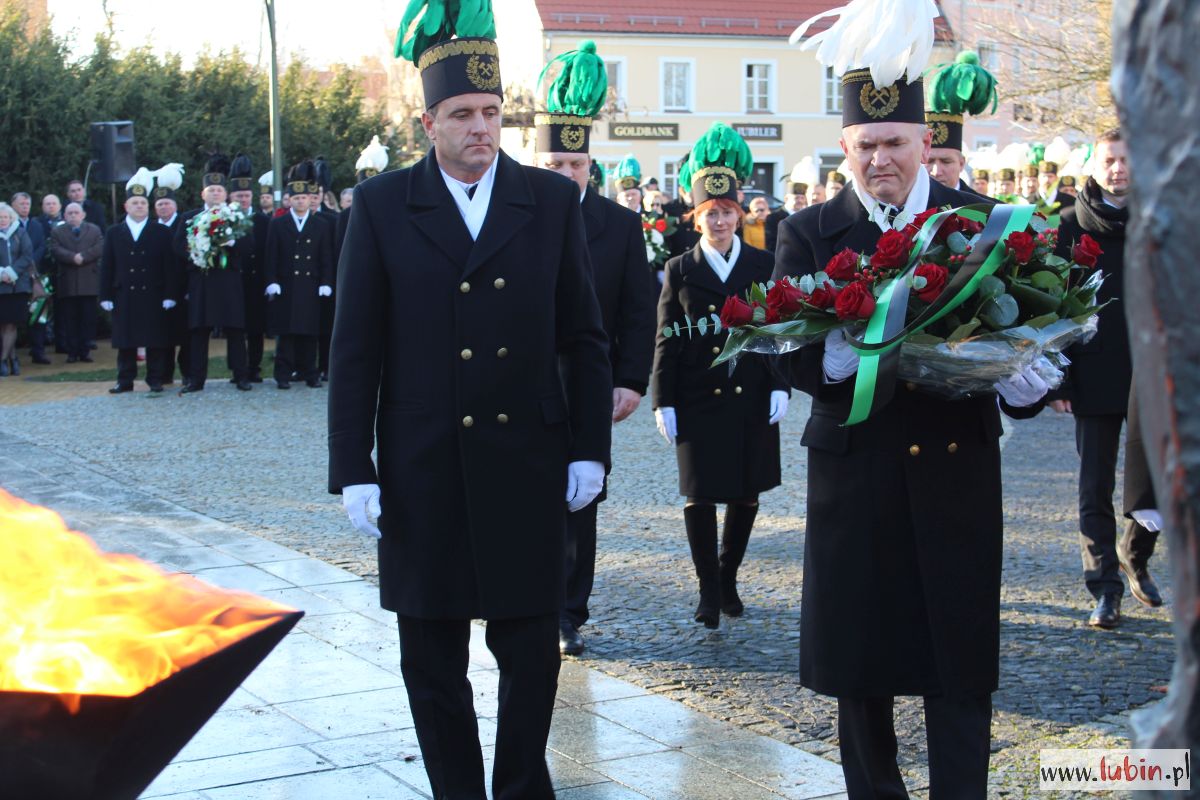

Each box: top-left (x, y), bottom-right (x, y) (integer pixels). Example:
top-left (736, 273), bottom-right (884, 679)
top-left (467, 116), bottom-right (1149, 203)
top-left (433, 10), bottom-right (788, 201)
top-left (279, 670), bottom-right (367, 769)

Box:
top-left (614, 154), bottom-right (641, 182)
top-left (1028, 143), bottom-right (1046, 165)
top-left (538, 40), bottom-right (608, 118)
top-left (928, 50), bottom-right (997, 116)
top-left (678, 123), bottom-right (753, 190)
top-left (395, 0), bottom-right (497, 62)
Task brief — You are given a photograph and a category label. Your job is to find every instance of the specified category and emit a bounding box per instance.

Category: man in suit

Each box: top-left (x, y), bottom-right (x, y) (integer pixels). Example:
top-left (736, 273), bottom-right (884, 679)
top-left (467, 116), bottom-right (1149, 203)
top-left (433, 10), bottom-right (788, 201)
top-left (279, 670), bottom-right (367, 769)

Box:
top-left (770, 30), bottom-right (1048, 795)
top-left (65, 180), bottom-right (106, 230)
top-left (49, 203), bottom-right (103, 362)
top-left (229, 155), bottom-right (269, 383)
top-left (1048, 129), bottom-right (1158, 626)
top-left (329, 18), bottom-right (611, 799)
top-left (533, 42), bottom-right (657, 655)
top-left (312, 156), bottom-right (340, 382)
top-left (152, 166), bottom-right (189, 385)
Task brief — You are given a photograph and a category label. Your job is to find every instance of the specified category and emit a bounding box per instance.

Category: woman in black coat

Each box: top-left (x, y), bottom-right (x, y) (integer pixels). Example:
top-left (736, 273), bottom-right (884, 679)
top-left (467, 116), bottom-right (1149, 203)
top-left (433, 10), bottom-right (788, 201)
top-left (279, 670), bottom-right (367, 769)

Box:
top-left (651, 195), bottom-right (790, 627)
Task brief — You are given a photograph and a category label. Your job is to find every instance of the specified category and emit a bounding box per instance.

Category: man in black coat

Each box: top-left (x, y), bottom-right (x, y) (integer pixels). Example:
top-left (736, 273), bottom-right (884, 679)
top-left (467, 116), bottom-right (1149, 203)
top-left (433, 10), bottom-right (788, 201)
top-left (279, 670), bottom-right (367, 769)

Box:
top-left (66, 180), bottom-right (107, 230)
top-left (99, 179), bottom-right (176, 392)
top-left (1048, 129), bottom-right (1159, 626)
top-left (229, 156), bottom-right (270, 384)
top-left (153, 182), bottom-right (188, 385)
top-left (328, 31), bottom-right (612, 799)
top-left (535, 142), bottom-right (656, 656)
top-left (312, 157), bottom-right (341, 382)
top-left (772, 59), bottom-right (1047, 797)
top-left (264, 162), bottom-right (334, 389)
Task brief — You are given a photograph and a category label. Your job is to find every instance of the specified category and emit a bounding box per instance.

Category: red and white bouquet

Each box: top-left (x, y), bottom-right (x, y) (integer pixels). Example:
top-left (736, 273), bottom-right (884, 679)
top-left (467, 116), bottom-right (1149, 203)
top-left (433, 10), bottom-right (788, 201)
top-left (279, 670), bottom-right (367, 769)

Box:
top-left (186, 203), bottom-right (253, 271)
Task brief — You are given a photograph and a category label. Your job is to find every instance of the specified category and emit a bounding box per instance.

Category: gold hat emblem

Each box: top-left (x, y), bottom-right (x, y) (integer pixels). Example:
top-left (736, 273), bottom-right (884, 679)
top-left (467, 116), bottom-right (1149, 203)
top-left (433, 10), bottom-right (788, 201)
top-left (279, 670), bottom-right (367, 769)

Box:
top-left (703, 173), bottom-right (731, 197)
top-left (930, 122), bottom-right (949, 146)
top-left (859, 81), bottom-right (900, 120)
top-left (466, 55), bottom-right (501, 91)
top-left (560, 125), bottom-right (586, 152)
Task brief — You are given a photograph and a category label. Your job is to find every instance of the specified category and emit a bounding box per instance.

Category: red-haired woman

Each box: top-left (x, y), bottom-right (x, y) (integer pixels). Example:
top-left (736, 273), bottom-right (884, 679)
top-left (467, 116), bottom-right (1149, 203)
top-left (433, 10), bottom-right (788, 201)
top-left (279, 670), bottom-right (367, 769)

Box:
top-left (651, 163), bottom-right (790, 629)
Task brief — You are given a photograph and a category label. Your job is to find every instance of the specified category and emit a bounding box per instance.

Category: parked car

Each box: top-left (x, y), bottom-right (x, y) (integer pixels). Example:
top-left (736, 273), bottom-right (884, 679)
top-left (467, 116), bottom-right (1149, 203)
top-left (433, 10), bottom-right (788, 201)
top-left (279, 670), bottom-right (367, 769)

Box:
top-left (740, 188), bottom-right (784, 211)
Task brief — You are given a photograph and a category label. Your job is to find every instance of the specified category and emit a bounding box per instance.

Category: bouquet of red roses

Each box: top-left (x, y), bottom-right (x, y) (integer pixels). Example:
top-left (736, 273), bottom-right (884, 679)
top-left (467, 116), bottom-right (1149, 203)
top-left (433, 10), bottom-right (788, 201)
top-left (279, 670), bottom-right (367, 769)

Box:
top-left (662, 203), bottom-right (1106, 424)
top-left (186, 203), bottom-right (254, 271)
top-left (642, 213), bottom-right (677, 270)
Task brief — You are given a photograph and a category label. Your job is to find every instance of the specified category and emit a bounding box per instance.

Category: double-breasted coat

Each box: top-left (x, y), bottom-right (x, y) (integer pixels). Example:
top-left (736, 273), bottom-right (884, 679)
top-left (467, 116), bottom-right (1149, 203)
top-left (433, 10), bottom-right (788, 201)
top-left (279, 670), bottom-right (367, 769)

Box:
top-left (172, 208), bottom-right (251, 331)
top-left (99, 221), bottom-right (176, 348)
top-left (264, 212), bottom-right (334, 337)
top-left (652, 243), bottom-right (787, 500)
top-left (327, 149), bottom-right (613, 620)
top-left (49, 222), bottom-right (104, 297)
top-left (243, 211), bottom-right (271, 336)
top-left (772, 181), bottom-right (1039, 699)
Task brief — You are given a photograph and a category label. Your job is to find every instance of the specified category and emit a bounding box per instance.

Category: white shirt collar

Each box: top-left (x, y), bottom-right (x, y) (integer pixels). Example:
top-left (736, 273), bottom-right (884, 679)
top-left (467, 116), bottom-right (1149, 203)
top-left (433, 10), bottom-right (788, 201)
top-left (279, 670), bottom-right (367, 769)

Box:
top-left (699, 235), bottom-right (741, 283)
top-left (439, 153), bottom-right (498, 241)
top-left (159, 213), bottom-right (177, 227)
top-left (854, 168), bottom-right (931, 232)
top-left (125, 216), bottom-right (148, 241)
top-left (291, 209), bottom-right (310, 230)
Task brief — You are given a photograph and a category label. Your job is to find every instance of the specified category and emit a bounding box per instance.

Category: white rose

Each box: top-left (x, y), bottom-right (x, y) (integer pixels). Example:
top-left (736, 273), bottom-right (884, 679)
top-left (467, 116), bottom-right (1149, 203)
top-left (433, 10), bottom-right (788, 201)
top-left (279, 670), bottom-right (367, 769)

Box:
top-left (646, 244), bottom-right (656, 262)
top-left (650, 230), bottom-right (664, 246)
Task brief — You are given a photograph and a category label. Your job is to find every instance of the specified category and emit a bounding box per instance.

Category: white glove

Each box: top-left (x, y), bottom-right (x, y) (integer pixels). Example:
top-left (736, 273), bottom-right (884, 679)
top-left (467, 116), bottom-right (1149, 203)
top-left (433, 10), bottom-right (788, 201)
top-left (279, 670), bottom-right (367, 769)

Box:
top-left (994, 366), bottom-right (1050, 408)
top-left (342, 483), bottom-right (382, 539)
top-left (654, 407), bottom-right (677, 445)
top-left (769, 391), bottom-right (789, 424)
top-left (318, 285), bottom-right (332, 297)
top-left (162, 299), bottom-right (176, 310)
top-left (99, 300), bottom-right (114, 312)
top-left (566, 460), bottom-right (605, 512)
top-left (823, 328), bottom-right (860, 382)
top-left (265, 283), bottom-right (282, 296)
top-left (0, 266), bottom-right (16, 283)
top-left (1131, 509), bottom-right (1163, 533)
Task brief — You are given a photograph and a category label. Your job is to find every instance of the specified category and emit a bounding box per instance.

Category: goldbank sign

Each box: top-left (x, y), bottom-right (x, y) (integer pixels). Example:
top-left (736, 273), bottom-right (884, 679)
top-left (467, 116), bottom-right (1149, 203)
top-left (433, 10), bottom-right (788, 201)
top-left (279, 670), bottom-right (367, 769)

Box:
top-left (608, 123), bottom-right (680, 140)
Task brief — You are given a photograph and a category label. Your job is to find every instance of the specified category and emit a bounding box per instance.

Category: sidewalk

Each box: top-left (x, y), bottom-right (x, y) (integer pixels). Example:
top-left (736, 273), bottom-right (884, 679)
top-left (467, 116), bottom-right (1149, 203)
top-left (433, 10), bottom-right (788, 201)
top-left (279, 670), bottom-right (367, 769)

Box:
top-left (0, 430), bottom-right (848, 800)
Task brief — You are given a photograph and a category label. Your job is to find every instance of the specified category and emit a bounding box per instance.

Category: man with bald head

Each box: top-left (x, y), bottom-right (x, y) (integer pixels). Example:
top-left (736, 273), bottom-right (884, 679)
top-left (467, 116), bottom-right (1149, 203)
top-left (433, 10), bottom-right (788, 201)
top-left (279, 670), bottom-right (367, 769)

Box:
top-left (49, 202), bottom-right (104, 362)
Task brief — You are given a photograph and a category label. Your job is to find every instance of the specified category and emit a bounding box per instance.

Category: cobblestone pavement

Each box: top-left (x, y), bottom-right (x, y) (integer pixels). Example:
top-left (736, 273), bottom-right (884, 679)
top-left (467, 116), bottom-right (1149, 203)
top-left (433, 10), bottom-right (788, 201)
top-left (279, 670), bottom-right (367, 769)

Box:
top-left (0, 378), bottom-right (1174, 798)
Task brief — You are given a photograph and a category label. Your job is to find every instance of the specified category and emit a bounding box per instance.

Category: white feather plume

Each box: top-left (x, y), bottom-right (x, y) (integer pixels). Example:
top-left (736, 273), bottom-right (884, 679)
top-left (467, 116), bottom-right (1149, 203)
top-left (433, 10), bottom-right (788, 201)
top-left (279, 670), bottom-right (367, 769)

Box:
top-left (1043, 136), bottom-right (1072, 167)
top-left (967, 145), bottom-right (998, 174)
top-left (152, 162), bottom-right (184, 191)
top-left (356, 135), bottom-right (388, 173)
top-left (258, 171), bottom-right (274, 187)
top-left (125, 167), bottom-right (155, 195)
top-left (998, 142), bottom-right (1032, 171)
top-left (790, 0), bottom-right (940, 87)
top-left (789, 157), bottom-right (819, 187)
top-left (1061, 145), bottom-right (1089, 179)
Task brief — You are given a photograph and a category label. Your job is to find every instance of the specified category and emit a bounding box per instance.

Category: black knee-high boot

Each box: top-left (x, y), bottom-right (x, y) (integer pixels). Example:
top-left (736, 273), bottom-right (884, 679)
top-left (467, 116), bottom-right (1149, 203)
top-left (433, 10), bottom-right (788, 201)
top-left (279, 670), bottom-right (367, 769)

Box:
top-left (684, 503), bottom-right (720, 629)
top-left (720, 502), bottom-right (759, 616)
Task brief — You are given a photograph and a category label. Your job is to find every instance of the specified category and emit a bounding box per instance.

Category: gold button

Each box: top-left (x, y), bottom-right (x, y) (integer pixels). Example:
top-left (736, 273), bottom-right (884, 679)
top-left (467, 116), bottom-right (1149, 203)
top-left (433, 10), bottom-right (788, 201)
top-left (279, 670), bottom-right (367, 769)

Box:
top-left (909, 445), bottom-right (921, 456)
top-left (708, 304), bottom-right (716, 312)
top-left (712, 346), bottom-right (720, 355)
top-left (460, 348), bottom-right (473, 360)
top-left (947, 442), bottom-right (959, 454)
top-left (906, 382), bottom-right (917, 391)
top-left (734, 386), bottom-right (743, 394)
top-left (497, 413), bottom-right (509, 424)
top-left (714, 388), bottom-right (722, 396)
top-left (460, 281), bottom-right (471, 293)
top-left (497, 347), bottom-right (509, 358)
top-left (462, 416), bottom-right (474, 427)
top-left (494, 278), bottom-right (506, 289)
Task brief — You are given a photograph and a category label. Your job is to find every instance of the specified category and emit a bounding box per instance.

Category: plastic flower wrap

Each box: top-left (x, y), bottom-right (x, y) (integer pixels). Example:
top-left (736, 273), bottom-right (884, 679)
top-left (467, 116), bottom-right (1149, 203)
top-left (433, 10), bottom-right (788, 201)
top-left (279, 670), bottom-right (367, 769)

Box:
top-left (186, 203), bottom-right (254, 271)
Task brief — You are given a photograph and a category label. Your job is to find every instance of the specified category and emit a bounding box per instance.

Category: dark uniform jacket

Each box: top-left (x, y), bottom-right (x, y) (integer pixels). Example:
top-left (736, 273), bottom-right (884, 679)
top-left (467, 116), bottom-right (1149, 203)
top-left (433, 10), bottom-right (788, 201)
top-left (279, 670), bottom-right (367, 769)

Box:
top-left (327, 149), bottom-right (613, 620)
top-left (99, 220), bottom-right (175, 348)
top-left (1050, 178), bottom-right (1129, 416)
top-left (771, 180), bottom-right (1039, 699)
top-left (653, 243), bottom-right (786, 500)
top-left (243, 211), bottom-right (271, 335)
top-left (173, 208), bottom-right (251, 330)
top-left (157, 215), bottom-right (189, 347)
top-left (49, 221), bottom-right (104, 296)
top-left (264, 211), bottom-right (334, 337)
top-left (764, 206), bottom-right (789, 255)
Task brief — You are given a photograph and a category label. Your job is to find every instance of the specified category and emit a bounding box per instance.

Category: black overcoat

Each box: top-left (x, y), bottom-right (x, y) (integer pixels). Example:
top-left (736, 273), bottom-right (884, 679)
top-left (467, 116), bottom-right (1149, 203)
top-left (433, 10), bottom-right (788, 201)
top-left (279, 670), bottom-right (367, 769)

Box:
top-left (99, 221), bottom-right (175, 348)
top-left (243, 211), bottom-right (271, 336)
top-left (772, 181), bottom-right (1039, 698)
top-left (172, 208), bottom-right (251, 330)
top-left (264, 212), bottom-right (334, 337)
top-left (652, 243), bottom-right (787, 500)
top-left (327, 149), bottom-right (613, 620)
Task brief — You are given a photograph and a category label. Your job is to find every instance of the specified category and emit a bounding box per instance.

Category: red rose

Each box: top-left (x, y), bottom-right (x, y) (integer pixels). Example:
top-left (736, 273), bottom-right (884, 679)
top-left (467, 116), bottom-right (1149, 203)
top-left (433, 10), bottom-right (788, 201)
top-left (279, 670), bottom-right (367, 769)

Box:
top-left (766, 280), bottom-right (806, 321)
top-left (1005, 231), bottom-right (1036, 264)
top-left (655, 218), bottom-right (667, 233)
top-left (834, 280), bottom-right (876, 320)
top-left (807, 280), bottom-right (838, 310)
top-left (905, 208), bottom-right (939, 239)
top-left (823, 248), bottom-right (860, 282)
top-left (870, 229), bottom-right (912, 270)
top-left (913, 263), bottom-right (948, 303)
top-left (932, 213), bottom-right (970, 242)
top-left (1072, 234), bottom-right (1103, 268)
top-left (642, 221), bottom-right (652, 231)
top-left (961, 218), bottom-right (984, 236)
top-left (719, 296), bottom-right (754, 328)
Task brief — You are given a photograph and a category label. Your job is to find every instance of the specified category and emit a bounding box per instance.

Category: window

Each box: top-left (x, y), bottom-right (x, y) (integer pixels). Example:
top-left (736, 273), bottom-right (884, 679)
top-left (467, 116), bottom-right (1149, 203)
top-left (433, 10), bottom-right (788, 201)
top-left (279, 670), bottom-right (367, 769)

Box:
top-left (744, 62), bottom-right (772, 113)
top-left (977, 42), bottom-right (999, 72)
top-left (598, 159), bottom-right (622, 199)
top-left (604, 59), bottom-right (626, 112)
top-left (818, 152), bottom-right (844, 183)
top-left (823, 66), bottom-right (842, 115)
top-left (662, 61), bottom-right (692, 112)
top-left (973, 137), bottom-right (997, 151)
top-left (663, 159), bottom-right (680, 200)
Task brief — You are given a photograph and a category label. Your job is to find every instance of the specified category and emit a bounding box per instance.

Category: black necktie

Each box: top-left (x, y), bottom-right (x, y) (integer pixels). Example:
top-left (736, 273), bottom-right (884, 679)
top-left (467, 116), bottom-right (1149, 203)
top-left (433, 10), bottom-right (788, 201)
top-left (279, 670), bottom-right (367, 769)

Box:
top-left (885, 204), bottom-right (904, 226)
top-left (466, 184), bottom-right (478, 200)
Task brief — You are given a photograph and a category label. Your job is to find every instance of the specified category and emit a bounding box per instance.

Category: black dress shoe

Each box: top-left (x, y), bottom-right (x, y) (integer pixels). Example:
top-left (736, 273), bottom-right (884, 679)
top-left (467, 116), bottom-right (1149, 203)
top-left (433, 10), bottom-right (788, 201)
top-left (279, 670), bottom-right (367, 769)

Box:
top-left (559, 622), bottom-right (585, 656)
top-left (79, 356), bottom-right (94, 363)
top-left (148, 384), bottom-right (164, 393)
top-left (66, 355), bottom-right (78, 363)
top-left (236, 380), bottom-right (252, 391)
top-left (1119, 558), bottom-right (1164, 607)
top-left (32, 355), bottom-right (51, 365)
top-left (179, 383), bottom-right (204, 394)
top-left (250, 374), bottom-right (263, 383)
top-left (1088, 593), bottom-right (1121, 628)
top-left (306, 378), bottom-right (322, 388)
top-left (108, 384), bottom-right (133, 394)
top-left (276, 380), bottom-right (290, 389)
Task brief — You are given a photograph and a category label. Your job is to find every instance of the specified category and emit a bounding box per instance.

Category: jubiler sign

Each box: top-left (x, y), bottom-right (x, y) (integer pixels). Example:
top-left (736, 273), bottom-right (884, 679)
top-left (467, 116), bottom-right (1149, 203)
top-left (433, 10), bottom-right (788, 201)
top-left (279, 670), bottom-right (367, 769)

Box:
top-left (608, 123), bottom-right (680, 140)
top-left (733, 123), bottom-right (782, 141)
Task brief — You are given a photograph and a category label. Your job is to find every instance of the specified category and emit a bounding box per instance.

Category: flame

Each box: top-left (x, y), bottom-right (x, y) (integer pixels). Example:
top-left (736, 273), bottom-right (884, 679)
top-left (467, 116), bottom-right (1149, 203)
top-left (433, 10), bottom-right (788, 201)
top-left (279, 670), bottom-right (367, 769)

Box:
top-left (0, 490), bottom-right (296, 705)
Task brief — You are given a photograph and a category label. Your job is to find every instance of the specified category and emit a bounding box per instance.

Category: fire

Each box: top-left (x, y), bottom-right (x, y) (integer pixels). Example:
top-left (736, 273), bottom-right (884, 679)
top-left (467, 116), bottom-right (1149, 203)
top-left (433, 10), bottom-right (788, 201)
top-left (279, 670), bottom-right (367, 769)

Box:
top-left (0, 490), bottom-right (297, 703)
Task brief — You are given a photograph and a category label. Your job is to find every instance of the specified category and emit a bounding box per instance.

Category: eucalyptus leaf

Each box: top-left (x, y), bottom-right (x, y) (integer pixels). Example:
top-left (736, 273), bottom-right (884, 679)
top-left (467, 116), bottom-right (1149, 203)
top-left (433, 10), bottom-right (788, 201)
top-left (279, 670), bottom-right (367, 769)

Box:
top-left (980, 294), bottom-right (1019, 329)
top-left (911, 275), bottom-right (928, 290)
top-left (1042, 254), bottom-right (1069, 269)
top-left (1029, 215), bottom-right (1048, 234)
top-left (752, 304), bottom-right (766, 324)
top-left (662, 326), bottom-right (675, 338)
top-left (1030, 271), bottom-right (1064, 291)
top-left (1008, 282), bottom-right (1062, 316)
top-left (711, 314), bottom-right (723, 334)
top-left (697, 317), bottom-right (708, 336)
top-left (672, 321), bottom-right (681, 337)
top-left (947, 319), bottom-right (981, 341)
top-left (1024, 312), bottom-right (1060, 329)
top-left (798, 274), bottom-right (816, 294)
top-left (977, 275), bottom-right (1006, 301)
top-left (813, 271), bottom-right (830, 285)
top-left (947, 231), bottom-right (969, 255)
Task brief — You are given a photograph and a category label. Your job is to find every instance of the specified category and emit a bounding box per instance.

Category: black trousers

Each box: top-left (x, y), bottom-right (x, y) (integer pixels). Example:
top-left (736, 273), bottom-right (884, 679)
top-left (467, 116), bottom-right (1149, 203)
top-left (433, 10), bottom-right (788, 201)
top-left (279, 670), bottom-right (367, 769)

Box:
top-left (563, 500), bottom-right (599, 629)
top-left (28, 322), bottom-right (47, 358)
top-left (318, 296), bottom-right (334, 376)
top-left (60, 295), bottom-right (96, 358)
top-left (190, 327), bottom-right (247, 387)
top-left (116, 347), bottom-right (169, 388)
top-left (1075, 414), bottom-right (1159, 598)
top-left (838, 694), bottom-right (992, 799)
top-left (275, 334), bottom-right (317, 383)
top-left (246, 331), bottom-right (264, 378)
top-left (52, 294), bottom-right (68, 351)
top-left (398, 614), bottom-right (559, 800)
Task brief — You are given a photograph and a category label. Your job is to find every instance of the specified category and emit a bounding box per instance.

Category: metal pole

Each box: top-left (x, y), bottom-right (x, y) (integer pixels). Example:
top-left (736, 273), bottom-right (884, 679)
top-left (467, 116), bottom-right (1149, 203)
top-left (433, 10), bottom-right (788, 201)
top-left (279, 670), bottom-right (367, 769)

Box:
top-left (266, 0), bottom-right (283, 201)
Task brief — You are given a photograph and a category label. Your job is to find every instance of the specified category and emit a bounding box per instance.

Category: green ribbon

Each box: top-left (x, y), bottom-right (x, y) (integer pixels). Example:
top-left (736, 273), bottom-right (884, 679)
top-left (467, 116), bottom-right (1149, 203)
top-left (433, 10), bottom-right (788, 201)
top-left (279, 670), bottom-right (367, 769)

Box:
top-left (844, 203), bottom-right (1035, 426)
